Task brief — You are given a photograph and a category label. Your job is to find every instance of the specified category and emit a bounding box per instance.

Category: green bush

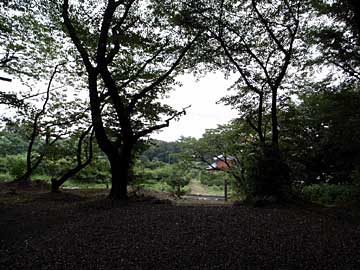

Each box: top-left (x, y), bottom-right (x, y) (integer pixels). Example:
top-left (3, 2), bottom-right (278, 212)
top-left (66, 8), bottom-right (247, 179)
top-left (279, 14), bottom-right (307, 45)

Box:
top-left (165, 171), bottom-right (190, 197)
top-left (0, 156), bottom-right (8, 174)
top-left (302, 184), bottom-right (360, 205)
top-left (234, 146), bottom-right (291, 202)
top-left (6, 154), bottom-right (27, 178)
top-left (200, 171), bottom-right (225, 187)
top-left (0, 173), bottom-right (11, 182)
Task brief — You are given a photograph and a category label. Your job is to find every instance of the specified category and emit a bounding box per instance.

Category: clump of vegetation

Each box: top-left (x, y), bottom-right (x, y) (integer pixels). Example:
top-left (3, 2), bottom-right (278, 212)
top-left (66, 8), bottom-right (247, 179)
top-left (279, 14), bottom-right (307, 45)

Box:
top-left (301, 184), bottom-right (360, 206)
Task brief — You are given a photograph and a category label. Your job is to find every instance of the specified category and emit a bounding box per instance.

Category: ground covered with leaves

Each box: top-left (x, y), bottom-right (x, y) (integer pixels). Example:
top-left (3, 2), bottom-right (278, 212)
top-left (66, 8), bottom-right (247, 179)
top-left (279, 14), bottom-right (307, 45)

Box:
top-left (0, 186), bottom-right (359, 270)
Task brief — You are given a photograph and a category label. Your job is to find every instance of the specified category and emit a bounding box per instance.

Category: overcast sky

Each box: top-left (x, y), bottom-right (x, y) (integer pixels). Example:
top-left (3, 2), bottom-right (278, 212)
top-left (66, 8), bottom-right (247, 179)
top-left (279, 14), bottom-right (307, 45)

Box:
top-left (0, 71), bottom-right (239, 141)
top-left (152, 72), bottom-right (239, 142)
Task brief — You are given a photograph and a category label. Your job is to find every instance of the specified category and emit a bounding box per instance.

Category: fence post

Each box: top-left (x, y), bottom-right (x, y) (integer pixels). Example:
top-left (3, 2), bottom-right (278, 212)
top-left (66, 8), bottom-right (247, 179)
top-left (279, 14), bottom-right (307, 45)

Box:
top-left (224, 179), bottom-right (228, 201)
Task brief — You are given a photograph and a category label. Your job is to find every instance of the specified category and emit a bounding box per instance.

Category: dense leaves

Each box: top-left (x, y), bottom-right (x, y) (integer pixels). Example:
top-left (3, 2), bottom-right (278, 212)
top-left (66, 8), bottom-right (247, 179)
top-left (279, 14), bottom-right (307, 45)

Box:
top-left (0, 0), bottom-right (359, 205)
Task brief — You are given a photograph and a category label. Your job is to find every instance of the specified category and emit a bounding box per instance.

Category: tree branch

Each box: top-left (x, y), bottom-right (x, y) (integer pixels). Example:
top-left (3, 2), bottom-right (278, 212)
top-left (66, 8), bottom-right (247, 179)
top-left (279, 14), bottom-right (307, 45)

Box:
top-left (212, 30), bottom-right (261, 95)
top-left (106, 0), bottom-right (136, 64)
top-left (62, 0), bottom-right (94, 71)
top-left (96, 0), bottom-right (123, 64)
top-left (251, 0), bottom-right (288, 56)
top-left (134, 105), bottom-right (191, 139)
top-left (128, 35), bottom-right (200, 115)
top-left (118, 41), bottom-right (169, 91)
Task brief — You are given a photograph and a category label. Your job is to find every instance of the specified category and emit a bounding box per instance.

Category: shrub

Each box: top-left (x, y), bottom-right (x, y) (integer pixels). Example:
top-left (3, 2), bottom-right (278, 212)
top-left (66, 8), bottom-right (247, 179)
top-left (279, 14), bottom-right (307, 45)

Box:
top-left (200, 171), bottom-right (224, 187)
top-left (6, 154), bottom-right (27, 178)
top-left (159, 164), bottom-right (189, 197)
top-left (302, 184), bottom-right (360, 205)
top-left (0, 157), bottom-right (8, 174)
top-left (234, 146), bottom-right (291, 202)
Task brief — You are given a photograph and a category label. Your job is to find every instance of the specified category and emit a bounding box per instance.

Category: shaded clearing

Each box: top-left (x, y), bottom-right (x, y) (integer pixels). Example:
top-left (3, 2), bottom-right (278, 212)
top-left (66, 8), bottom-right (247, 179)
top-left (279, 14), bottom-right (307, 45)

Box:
top-left (0, 188), bottom-right (360, 269)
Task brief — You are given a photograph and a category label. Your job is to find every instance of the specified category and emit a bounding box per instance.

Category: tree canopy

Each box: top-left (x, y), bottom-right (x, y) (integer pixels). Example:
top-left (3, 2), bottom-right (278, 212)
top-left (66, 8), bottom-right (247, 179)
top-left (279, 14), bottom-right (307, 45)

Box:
top-left (0, 0), bottom-right (358, 203)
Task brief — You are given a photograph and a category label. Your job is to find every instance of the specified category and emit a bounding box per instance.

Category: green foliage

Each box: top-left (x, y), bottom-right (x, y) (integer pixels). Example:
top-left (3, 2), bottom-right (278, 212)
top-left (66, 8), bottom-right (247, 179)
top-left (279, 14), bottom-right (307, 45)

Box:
top-left (163, 163), bottom-right (191, 197)
top-left (302, 184), bottom-right (360, 205)
top-left (307, 0), bottom-right (360, 83)
top-left (352, 165), bottom-right (360, 184)
top-left (0, 0), bottom-right (68, 80)
top-left (73, 157), bottom-right (110, 183)
top-left (227, 145), bottom-right (290, 202)
top-left (282, 90), bottom-right (360, 185)
top-left (0, 128), bottom-right (29, 156)
top-left (133, 159), bottom-right (190, 197)
top-left (200, 171), bottom-right (225, 187)
top-left (6, 154), bottom-right (26, 178)
top-left (39, 158), bottom-right (73, 177)
top-left (140, 140), bottom-right (184, 163)
top-left (134, 160), bottom-right (169, 182)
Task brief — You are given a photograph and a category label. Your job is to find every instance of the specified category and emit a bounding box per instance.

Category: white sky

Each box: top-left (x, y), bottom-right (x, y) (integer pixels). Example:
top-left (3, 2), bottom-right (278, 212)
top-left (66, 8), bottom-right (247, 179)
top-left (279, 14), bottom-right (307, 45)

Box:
top-left (0, 71), bottom-right (239, 142)
top-left (152, 72), bottom-right (239, 142)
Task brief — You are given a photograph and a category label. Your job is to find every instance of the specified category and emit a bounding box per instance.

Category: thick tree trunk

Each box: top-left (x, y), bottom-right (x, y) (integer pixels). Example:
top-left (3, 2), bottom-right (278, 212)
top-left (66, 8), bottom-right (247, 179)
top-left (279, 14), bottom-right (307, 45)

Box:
top-left (107, 139), bottom-right (133, 200)
top-left (108, 153), bottom-right (132, 200)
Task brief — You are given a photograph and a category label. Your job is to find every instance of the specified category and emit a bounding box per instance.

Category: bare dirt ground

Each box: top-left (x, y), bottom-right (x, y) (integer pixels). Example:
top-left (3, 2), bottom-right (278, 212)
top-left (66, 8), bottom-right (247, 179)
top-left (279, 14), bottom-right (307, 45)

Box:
top-left (1, 185), bottom-right (360, 270)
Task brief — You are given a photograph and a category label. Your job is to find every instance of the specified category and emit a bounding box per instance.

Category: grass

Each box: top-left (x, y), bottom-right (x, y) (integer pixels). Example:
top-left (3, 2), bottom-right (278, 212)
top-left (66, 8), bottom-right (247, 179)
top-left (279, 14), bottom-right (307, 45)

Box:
top-left (0, 173), bottom-right (232, 200)
top-left (0, 173), bottom-right (108, 189)
top-left (188, 178), bottom-right (235, 197)
top-left (137, 180), bottom-right (170, 192)
top-left (62, 180), bottom-right (109, 189)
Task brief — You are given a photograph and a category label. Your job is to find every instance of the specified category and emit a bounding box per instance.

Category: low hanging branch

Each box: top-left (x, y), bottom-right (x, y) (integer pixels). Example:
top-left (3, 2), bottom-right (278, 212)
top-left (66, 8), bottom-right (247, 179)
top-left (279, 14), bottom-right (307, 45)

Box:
top-left (51, 125), bottom-right (94, 192)
top-left (135, 105), bottom-right (191, 139)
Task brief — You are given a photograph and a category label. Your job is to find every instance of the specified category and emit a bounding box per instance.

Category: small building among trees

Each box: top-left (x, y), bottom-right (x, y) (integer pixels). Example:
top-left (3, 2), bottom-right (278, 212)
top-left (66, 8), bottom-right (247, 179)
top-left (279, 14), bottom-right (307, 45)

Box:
top-left (206, 155), bottom-right (236, 171)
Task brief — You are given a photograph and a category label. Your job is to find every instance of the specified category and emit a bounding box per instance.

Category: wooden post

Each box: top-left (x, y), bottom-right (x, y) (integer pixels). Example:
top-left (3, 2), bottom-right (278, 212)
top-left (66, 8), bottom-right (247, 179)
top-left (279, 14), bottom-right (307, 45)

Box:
top-left (224, 179), bottom-right (228, 201)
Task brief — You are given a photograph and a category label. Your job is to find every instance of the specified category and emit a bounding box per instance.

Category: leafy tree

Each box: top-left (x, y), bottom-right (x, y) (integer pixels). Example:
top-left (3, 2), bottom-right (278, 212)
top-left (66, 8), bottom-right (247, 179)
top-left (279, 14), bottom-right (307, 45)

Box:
top-left (158, 0), bottom-right (305, 201)
top-left (140, 139), bottom-right (184, 163)
top-left (0, 124), bottom-right (28, 156)
top-left (282, 89), bottom-right (360, 185)
top-left (60, 0), bottom-right (199, 199)
top-left (12, 65), bottom-right (64, 184)
top-left (164, 163), bottom-right (190, 198)
top-left (305, 0), bottom-right (360, 83)
top-left (0, 1), bottom-right (65, 78)
top-left (6, 62), bottom-right (91, 184)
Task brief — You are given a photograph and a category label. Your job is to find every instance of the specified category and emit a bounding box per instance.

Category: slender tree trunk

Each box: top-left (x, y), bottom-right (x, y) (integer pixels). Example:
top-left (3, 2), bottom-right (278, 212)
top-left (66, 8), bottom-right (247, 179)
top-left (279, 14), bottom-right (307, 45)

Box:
top-left (15, 154), bottom-right (44, 184)
top-left (16, 170), bottom-right (32, 185)
top-left (51, 164), bottom-right (88, 192)
top-left (258, 92), bottom-right (265, 145)
top-left (271, 88), bottom-right (279, 148)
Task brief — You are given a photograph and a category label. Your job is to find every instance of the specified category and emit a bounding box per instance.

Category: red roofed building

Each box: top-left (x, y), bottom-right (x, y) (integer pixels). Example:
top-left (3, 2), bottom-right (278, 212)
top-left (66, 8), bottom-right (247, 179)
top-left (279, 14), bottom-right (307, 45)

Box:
top-left (206, 155), bottom-right (236, 171)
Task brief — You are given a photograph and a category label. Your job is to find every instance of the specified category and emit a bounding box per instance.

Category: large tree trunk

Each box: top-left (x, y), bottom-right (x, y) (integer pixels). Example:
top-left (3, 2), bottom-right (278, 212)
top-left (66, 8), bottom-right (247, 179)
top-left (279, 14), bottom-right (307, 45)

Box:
top-left (108, 152), bottom-right (132, 200)
top-left (107, 138), bottom-right (134, 200)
